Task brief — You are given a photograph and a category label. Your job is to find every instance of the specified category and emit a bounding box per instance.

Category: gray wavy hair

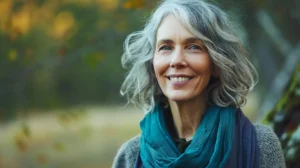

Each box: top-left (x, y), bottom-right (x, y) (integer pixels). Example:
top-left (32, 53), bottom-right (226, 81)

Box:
top-left (121, 0), bottom-right (258, 112)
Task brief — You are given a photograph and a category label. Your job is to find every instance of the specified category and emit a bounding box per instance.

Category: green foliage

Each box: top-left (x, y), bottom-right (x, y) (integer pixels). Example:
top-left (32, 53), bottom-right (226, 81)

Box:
top-left (0, 0), bottom-right (156, 115)
top-left (265, 64), bottom-right (300, 167)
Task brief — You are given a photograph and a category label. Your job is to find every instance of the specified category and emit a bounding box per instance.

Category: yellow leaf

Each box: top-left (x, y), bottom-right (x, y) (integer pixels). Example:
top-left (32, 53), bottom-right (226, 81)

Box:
top-left (123, 0), bottom-right (144, 9)
top-left (8, 49), bottom-right (17, 61)
top-left (0, 0), bottom-right (12, 31)
top-left (10, 6), bottom-right (31, 35)
top-left (123, 1), bottom-right (132, 9)
top-left (52, 11), bottom-right (75, 39)
top-left (97, 0), bottom-right (119, 11)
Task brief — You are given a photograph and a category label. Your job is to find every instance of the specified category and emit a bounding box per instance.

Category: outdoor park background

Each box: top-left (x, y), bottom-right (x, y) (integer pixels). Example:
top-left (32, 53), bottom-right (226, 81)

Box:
top-left (0, 0), bottom-right (299, 167)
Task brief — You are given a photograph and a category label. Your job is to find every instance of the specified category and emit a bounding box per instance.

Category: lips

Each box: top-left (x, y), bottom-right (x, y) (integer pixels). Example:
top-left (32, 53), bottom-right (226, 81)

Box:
top-left (166, 74), bottom-right (193, 83)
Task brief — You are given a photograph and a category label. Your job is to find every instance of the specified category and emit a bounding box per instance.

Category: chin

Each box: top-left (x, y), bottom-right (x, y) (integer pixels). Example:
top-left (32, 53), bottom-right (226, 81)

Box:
top-left (166, 91), bottom-right (196, 102)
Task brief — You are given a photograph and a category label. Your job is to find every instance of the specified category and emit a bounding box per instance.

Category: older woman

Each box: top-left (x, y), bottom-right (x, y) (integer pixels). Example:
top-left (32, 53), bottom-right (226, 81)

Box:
top-left (113, 0), bottom-right (285, 167)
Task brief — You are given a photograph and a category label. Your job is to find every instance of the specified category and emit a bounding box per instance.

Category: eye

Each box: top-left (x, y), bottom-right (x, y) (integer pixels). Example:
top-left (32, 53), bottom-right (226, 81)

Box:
top-left (188, 44), bottom-right (202, 51)
top-left (158, 45), bottom-right (172, 51)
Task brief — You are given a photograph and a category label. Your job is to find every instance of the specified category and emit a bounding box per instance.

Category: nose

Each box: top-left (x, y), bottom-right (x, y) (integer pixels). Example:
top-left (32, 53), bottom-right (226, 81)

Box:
top-left (170, 47), bottom-right (187, 68)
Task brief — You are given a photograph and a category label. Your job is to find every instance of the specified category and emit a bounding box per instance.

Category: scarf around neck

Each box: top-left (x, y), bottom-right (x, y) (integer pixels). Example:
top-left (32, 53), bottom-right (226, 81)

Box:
top-left (138, 104), bottom-right (260, 168)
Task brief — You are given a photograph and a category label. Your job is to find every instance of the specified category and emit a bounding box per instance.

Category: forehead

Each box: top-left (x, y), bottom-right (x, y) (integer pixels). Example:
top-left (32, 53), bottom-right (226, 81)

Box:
top-left (156, 15), bottom-right (196, 42)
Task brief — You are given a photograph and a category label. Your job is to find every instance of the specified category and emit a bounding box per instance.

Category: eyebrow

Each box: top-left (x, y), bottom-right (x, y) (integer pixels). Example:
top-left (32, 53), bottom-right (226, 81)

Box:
top-left (185, 37), bottom-right (203, 44)
top-left (156, 37), bottom-right (204, 46)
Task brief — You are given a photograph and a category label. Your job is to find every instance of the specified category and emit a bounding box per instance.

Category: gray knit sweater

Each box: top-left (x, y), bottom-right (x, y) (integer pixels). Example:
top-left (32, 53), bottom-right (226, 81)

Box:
top-left (113, 124), bottom-right (285, 168)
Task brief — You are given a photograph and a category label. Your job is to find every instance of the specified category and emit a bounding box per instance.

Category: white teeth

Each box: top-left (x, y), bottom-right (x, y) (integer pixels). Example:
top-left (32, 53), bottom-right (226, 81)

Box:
top-left (169, 77), bottom-right (190, 82)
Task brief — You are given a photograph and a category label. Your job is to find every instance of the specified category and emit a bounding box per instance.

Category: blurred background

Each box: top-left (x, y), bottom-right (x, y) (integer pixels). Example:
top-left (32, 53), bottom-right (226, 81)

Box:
top-left (0, 0), bottom-right (299, 167)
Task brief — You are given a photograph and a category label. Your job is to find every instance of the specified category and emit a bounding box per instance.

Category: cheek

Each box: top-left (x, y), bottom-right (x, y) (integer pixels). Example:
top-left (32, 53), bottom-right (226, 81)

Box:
top-left (193, 57), bottom-right (213, 74)
top-left (191, 62), bottom-right (210, 74)
top-left (153, 56), bottom-right (168, 76)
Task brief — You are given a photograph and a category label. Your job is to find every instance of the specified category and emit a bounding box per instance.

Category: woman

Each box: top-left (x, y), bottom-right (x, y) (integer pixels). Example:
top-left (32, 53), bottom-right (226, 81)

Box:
top-left (113, 0), bottom-right (285, 167)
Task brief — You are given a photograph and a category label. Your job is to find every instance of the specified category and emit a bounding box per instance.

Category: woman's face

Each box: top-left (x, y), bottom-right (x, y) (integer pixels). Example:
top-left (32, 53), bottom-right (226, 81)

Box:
top-left (153, 15), bottom-right (214, 102)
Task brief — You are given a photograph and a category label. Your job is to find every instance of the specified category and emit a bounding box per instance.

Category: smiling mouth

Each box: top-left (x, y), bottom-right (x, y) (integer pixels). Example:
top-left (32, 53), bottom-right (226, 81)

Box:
top-left (167, 76), bottom-right (193, 82)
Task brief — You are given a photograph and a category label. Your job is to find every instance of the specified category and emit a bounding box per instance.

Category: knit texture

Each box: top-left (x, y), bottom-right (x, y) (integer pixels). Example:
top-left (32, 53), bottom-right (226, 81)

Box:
top-left (112, 124), bottom-right (286, 168)
top-left (255, 125), bottom-right (286, 168)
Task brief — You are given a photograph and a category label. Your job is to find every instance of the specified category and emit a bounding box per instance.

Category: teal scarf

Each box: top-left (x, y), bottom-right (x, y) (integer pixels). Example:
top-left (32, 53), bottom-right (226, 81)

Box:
top-left (139, 104), bottom-right (235, 168)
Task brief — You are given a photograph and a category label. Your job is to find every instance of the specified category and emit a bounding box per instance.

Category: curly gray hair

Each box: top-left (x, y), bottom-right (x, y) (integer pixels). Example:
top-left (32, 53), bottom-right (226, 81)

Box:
top-left (120, 0), bottom-right (258, 112)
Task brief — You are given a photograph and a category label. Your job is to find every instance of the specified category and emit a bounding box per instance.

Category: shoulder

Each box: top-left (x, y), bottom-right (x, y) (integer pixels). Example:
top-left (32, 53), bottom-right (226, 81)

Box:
top-left (254, 124), bottom-right (286, 168)
top-left (112, 135), bottom-right (141, 168)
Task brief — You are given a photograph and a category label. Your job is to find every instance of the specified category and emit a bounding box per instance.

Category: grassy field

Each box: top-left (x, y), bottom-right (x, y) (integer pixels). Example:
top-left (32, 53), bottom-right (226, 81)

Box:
top-left (0, 95), bottom-right (259, 168)
top-left (0, 106), bottom-right (144, 168)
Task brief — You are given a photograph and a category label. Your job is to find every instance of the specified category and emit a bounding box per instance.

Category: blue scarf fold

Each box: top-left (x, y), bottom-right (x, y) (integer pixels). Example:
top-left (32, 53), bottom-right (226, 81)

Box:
top-left (139, 104), bottom-right (235, 168)
top-left (137, 104), bottom-right (260, 168)
top-left (225, 108), bottom-right (260, 168)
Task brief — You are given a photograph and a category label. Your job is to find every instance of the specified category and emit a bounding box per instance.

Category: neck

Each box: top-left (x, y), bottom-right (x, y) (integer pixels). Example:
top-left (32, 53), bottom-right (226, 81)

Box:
top-left (168, 95), bottom-right (207, 141)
